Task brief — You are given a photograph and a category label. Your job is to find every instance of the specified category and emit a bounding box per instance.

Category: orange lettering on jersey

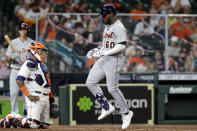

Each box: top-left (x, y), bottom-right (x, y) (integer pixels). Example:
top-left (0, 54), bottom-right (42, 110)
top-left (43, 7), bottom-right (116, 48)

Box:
top-left (16, 49), bottom-right (29, 54)
top-left (103, 32), bottom-right (114, 38)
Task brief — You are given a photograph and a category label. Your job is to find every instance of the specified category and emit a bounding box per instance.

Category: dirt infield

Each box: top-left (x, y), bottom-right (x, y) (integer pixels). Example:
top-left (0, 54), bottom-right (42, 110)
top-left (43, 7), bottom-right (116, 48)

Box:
top-left (1, 125), bottom-right (197, 131)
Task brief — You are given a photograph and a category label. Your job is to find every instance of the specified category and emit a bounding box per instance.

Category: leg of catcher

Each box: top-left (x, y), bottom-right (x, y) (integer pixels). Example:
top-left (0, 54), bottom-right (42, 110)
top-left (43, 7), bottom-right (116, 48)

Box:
top-left (40, 96), bottom-right (50, 124)
top-left (26, 95), bottom-right (42, 121)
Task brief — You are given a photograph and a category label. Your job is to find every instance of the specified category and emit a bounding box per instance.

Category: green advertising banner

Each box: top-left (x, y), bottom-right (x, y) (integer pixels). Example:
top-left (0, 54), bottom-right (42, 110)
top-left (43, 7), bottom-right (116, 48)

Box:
top-left (68, 84), bottom-right (154, 125)
top-left (0, 100), bottom-right (23, 119)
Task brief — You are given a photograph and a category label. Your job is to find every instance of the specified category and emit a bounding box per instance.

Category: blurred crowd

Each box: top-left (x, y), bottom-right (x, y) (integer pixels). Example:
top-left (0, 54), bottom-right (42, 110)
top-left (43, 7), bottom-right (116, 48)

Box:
top-left (1, 0), bottom-right (197, 75)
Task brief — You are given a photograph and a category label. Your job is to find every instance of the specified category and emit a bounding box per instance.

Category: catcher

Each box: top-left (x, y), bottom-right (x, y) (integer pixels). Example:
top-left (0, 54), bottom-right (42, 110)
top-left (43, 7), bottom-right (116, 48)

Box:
top-left (15, 41), bottom-right (59, 128)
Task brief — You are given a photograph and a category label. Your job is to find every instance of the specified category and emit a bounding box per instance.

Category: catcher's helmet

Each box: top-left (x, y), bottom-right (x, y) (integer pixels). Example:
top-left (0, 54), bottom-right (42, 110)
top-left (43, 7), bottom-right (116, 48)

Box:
top-left (18, 22), bottom-right (29, 31)
top-left (30, 41), bottom-right (48, 62)
top-left (100, 5), bottom-right (117, 16)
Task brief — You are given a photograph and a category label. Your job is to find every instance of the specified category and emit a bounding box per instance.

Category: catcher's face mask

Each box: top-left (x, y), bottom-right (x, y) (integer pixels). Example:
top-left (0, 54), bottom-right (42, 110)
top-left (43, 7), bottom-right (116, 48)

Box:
top-left (30, 42), bottom-right (48, 62)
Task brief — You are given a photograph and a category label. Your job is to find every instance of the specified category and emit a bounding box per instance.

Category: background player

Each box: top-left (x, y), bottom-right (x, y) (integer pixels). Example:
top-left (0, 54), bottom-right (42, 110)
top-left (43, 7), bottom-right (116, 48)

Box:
top-left (86, 5), bottom-right (133, 130)
top-left (6, 22), bottom-right (34, 115)
top-left (16, 41), bottom-right (55, 129)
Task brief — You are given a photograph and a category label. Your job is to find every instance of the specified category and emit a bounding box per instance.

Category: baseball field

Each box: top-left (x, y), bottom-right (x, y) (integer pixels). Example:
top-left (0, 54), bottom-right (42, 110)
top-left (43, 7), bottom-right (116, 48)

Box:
top-left (1, 124), bottom-right (197, 131)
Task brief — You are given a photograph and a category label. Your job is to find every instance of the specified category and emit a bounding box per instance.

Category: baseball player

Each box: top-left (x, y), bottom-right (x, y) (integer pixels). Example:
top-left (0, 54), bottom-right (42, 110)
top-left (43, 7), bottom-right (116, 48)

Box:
top-left (86, 5), bottom-right (133, 130)
top-left (16, 41), bottom-right (55, 129)
top-left (6, 22), bottom-right (34, 115)
top-left (0, 112), bottom-right (51, 128)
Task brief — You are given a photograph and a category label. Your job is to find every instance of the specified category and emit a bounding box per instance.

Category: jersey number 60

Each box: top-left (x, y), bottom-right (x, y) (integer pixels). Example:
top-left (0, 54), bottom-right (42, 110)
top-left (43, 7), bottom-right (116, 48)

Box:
top-left (106, 41), bottom-right (115, 48)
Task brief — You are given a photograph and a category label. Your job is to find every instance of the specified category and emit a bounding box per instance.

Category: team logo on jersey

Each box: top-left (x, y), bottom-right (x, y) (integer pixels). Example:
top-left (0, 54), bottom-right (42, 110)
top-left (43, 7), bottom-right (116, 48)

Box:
top-left (103, 32), bottom-right (114, 38)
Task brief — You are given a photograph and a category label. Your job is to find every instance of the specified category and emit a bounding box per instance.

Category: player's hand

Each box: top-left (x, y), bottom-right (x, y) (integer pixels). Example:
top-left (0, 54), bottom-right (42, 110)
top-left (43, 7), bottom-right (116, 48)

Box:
top-left (87, 48), bottom-right (100, 59)
top-left (28, 95), bottom-right (40, 102)
top-left (92, 50), bottom-right (105, 58)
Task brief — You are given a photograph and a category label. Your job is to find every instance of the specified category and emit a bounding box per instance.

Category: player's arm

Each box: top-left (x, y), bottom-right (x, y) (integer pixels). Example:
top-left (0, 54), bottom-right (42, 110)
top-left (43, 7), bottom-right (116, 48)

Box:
top-left (103, 41), bottom-right (126, 56)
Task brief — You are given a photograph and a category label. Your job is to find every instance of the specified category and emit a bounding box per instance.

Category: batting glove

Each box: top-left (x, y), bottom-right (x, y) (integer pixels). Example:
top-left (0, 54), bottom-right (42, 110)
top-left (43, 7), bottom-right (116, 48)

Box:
top-left (92, 50), bottom-right (105, 58)
top-left (87, 48), bottom-right (100, 59)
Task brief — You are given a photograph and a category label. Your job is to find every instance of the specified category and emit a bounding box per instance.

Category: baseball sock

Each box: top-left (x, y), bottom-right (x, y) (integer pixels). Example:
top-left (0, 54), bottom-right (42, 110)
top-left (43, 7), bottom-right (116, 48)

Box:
top-left (96, 93), bottom-right (109, 111)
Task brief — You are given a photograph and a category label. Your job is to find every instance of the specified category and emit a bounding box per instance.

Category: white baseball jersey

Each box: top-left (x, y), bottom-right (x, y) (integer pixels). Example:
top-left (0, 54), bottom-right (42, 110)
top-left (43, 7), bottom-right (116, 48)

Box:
top-left (17, 58), bottom-right (51, 122)
top-left (17, 58), bottom-right (51, 94)
top-left (6, 37), bottom-right (34, 69)
top-left (86, 19), bottom-right (129, 115)
top-left (101, 20), bottom-right (127, 51)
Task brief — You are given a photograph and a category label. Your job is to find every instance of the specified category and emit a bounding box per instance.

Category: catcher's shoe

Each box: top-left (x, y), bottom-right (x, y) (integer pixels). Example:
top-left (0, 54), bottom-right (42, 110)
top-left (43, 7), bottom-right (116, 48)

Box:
top-left (98, 103), bottom-right (115, 120)
top-left (0, 119), bottom-right (5, 128)
top-left (9, 118), bottom-right (22, 128)
top-left (121, 110), bottom-right (133, 130)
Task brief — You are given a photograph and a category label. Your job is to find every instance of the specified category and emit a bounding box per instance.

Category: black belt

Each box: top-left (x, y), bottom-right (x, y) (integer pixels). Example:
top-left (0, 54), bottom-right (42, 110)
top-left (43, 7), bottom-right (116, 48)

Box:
top-left (35, 91), bottom-right (48, 96)
top-left (11, 67), bottom-right (20, 70)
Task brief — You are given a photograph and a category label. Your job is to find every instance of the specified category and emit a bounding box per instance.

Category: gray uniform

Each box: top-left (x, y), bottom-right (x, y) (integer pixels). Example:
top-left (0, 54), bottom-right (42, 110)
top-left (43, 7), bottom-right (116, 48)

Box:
top-left (86, 20), bottom-right (129, 114)
top-left (6, 37), bottom-right (33, 113)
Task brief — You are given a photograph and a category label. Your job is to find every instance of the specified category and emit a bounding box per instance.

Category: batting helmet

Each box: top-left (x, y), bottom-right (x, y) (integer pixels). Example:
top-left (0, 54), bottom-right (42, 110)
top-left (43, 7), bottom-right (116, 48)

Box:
top-left (18, 22), bottom-right (29, 31)
top-left (100, 5), bottom-right (117, 16)
top-left (30, 41), bottom-right (48, 62)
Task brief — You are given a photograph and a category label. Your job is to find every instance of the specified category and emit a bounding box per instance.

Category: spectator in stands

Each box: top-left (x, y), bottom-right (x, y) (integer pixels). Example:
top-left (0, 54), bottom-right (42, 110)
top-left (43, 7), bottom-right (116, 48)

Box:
top-left (168, 36), bottom-right (181, 57)
top-left (176, 50), bottom-right (186, 72)
top-left (53, 0), bottom-right (71, 12)
top-left (191, 46), bottom-right (197, 72)
top-left (39, 0), bottom-right (49, 14)
top-left (171, 17), bottom-right (194, 39)
top-left (56, 19), bottom-right (75, 47)
top-left (185, 46), bottom-right (195, 72)
top-left (149, 5), bottom-right (159, 29)
top-left (71, 22), bottom-right (86, 55)
top-left (132, 18), bottom-right (154, 41)
top-left (171, 0), bottom-right (191, 13)
top-left (168, 56), bottom-right (178, 72)
top-left (151, 0), bottom-right (170, 13)
top-left (130, 1), bottom-right (148, 22)
top-left (126, 48), bottom-right (144, 72)
top-left (0, 40), bottom-right (8, 55)
top-left (46, 26), bottom-right (57, 42)
top-left (154, 17), bottom-right (165, 38)
top-left (0, 55), bottom-right (10, 79)
top-left (153, 51), bottom-right (165, 71)
top-left (17, 0), bottom-right (31, 22)
top-left (133, 55), bottom-right (154, 73)
top-left (82, 20), bottom-right (101, 55)
top-left (167, 8), bottom-right (177, 32)
top-left (24, 2), bottom-right (47, 39)
top-left (14, 0), bottom-right (24, 18)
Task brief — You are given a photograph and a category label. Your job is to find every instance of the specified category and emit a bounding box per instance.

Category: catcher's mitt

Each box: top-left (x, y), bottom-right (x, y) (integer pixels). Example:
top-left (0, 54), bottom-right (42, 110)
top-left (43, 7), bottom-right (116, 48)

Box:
top-left (50, 104), bottom-right (59, 119)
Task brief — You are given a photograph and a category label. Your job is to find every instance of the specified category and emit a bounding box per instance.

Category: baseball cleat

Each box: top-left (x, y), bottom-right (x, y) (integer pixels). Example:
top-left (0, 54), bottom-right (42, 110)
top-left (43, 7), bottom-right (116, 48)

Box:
top-left (121, 110), bottom-right (133, 130)
top-left (98, 103), bottom-right (115, 120)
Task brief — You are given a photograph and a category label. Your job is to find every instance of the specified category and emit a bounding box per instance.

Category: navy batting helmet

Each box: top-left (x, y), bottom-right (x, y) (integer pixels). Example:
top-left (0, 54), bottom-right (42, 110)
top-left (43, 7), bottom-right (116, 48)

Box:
top-left (100, 5), bottom-right (117, 16)
top-left (18, 22), bottom-right (29, 31)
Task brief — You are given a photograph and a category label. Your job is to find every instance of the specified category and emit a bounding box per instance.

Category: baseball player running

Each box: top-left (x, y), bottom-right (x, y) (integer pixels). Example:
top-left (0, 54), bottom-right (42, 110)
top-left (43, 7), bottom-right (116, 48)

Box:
top-left (15, 41), bottom-right (55, 129)
top-left (6, 22), bottom-right (34, 115)
top-left (86, 5), bottom-right (133, 130)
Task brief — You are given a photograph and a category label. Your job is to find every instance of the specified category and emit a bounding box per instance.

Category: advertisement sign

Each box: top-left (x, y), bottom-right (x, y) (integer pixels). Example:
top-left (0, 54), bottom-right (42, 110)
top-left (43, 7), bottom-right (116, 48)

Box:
top-left (69, 84), bottom-right (154, 125)
top-left (0, 100), bottom-right (23, 119)
top-left (158, 85), bottom-right (197, 124)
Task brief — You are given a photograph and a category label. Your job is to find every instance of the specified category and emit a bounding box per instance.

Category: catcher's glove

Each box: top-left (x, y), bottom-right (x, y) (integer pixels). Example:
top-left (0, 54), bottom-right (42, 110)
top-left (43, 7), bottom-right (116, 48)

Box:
top-left (50, 104), bottom-right (59, 119)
